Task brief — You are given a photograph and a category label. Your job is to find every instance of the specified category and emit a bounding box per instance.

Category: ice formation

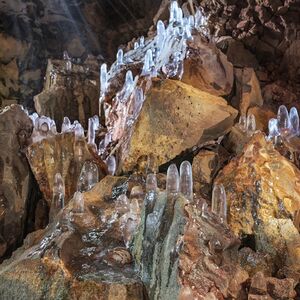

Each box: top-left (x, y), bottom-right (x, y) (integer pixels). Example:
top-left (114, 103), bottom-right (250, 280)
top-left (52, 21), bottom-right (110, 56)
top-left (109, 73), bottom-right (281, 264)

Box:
top-left (49, 173), bottom-right (65, 222)
top-left (179, 161), bottom-right (193, 202)
top-left (211, 183), bottom-right (227, 223)
top-left (77, 161), bottom-right (99, 192)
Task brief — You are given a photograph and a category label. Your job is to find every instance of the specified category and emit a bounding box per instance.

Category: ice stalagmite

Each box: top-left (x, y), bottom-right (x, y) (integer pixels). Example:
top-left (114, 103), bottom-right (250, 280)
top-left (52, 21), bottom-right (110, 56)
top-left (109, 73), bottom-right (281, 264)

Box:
top-left (100, 63), bottom-right (108, 95)
top-left (49, 173), bottom-right (65, 222)
top-left (116, 49), bottom-right (124, 66)
top-left (179, 161), bottom-right (193, 202)
top-left (106, 156), bottom-right (116, 176)
top-left (277, 105), bottom-right (291, 136)
top-left (268, 118), bottom-right (280, 142)
top-left (166, 164), bottom-right (179, 197)
top-left (146, 173), bottom-right (158, 193)
top-left (211, 183), bottom-right (227, 223)
top-left (246, 114), bottom-right (256, 136)
top-left (77, 161), bottom-right (99, 192)
top-left (289, 107), bottom-right (299, 135)
top-left (72, 191), bottom-right (84, 213)
top-left (61, 117), bottom-right (71, 133)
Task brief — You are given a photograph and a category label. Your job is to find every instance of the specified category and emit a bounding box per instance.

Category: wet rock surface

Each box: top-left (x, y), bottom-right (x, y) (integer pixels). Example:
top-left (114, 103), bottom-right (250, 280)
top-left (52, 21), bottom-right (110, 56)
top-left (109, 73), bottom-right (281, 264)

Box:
top-left (0, 176), bottom-right (145, 299)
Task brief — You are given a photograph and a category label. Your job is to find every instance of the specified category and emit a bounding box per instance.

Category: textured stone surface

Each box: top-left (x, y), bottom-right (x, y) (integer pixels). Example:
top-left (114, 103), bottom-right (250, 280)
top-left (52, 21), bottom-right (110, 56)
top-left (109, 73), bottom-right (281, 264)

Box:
top-left (182, 34), bottom-right (234, 96)
top-left (216, 133), bottom-right (300, 279)
top-left (121, 79), bottom-right (238, 172)
top-left (0, 105), bottom-right (32, 259)
top-left (0, 176), bottom-right (145, 299)
top-left (34, 58), bottom-right (100, 129)
top-left (26, 132), bottom-right (107, 205)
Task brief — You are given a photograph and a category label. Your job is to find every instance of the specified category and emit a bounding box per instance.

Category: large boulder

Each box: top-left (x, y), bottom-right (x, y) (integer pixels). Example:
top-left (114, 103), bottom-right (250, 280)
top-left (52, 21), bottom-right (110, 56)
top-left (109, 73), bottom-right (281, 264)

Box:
top-left (0, 105), bottom-right (32, 259)
top-left (121, 79), bottom-right (238, 172)
top-left (216, 133), bottom-right (300, 279)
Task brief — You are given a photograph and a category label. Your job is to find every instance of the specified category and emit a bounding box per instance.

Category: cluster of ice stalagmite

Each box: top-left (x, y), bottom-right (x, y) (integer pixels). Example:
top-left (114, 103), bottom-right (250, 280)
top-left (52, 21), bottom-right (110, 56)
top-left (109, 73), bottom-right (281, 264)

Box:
top-left (238, 113), bottom-right (256, 136)
top-left (98, 1), bottom-right (208, 160)
top-left (268, 105), bottom-right (299, 142)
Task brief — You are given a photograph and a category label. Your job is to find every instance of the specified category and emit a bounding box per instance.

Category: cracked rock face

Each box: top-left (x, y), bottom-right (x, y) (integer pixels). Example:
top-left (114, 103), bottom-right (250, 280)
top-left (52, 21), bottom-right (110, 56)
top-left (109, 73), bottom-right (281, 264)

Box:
top-left (121, 79), bottom-right (238, 172)
top-left (0, 105), bottom-right (33, 260)
top-left (216, 132), bottom-right (300, 280)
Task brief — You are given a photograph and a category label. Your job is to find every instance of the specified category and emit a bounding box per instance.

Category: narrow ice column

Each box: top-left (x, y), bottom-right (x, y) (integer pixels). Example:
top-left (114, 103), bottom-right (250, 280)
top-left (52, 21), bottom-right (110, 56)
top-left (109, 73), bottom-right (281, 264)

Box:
top-left (77, 161), bottom-right (99, 192)
top-left (179, 161), bottom-right (193, 202)
top-left (211, 183), bottom-right (227, 223)
top-left (166, 164), bottom-right (179, 196)
top-left (49, 173), bottom-right (65, 222)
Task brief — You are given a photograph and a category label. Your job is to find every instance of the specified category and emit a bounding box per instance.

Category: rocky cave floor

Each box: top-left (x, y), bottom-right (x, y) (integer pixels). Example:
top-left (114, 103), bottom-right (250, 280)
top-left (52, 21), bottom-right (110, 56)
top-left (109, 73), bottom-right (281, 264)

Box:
top-left (1, 0), bottom-right (300, 299)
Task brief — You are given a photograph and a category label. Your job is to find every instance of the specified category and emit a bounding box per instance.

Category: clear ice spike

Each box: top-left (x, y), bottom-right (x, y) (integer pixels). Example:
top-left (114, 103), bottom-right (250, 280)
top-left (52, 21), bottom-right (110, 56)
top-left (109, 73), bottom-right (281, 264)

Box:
top-left (289, 107), bottom-right (299, 135)
top-left (73, 191), bottom-right (84, 213)
top-left (77, 161), bottom-right (99, 192)
top-left (106, 156), bottom-right (116, 176)
top-left (100, 63), bottom-right (108, 95)
top-left (116, 49), bottom-right (124, 66)
top-left (277, 105), bottom-right (291, 135)
top-left (61, 117), bottom-right (71, 133)
top-left (146, 173), bottom-right (158, 193)
top-left (246, 114), bottom-right (256, 135)
top-left (238, 115), bottom-right (247, 132)
top-left (87, 118), bottom-right (95, 145)
top-left (268, 118), bottom-right (280, 139)
top-left (49, 173), bottom-right (65, 222)
top-left (179, 161), bottom-right (193, 202)
top-left (211, 183), bottom-right (227, 223)
top-left (166, 164), bottom-right (179, 196)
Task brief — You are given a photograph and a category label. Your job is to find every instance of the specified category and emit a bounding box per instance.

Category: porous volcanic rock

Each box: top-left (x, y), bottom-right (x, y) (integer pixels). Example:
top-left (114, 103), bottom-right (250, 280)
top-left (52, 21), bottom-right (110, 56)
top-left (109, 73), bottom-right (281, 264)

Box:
top-left (0, 105), bottom-right (32, 259)
top-left (121, 79), bottom-right (238, 172)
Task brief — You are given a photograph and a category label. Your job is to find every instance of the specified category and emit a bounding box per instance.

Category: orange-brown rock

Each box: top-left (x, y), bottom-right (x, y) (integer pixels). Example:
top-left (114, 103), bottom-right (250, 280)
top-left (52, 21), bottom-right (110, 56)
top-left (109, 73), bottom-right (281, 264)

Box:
top-left (0, 105), bottom-right (32, 259)
top-left (233, 68), bottom-right (263, 115)
top-left (121, 79), bottom-right (238, 172)
top-left (26, 132), bottom-right (107, 205)
top-left (216, 132), bottom-right (300, 279)
top-left (182, 34), bottom-right (234, 96)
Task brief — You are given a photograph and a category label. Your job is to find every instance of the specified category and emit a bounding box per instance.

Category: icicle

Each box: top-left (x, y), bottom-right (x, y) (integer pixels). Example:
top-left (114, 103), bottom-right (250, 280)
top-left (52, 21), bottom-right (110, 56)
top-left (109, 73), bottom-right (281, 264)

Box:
top-left (166, 164), bottom-right (179, 196)
top-left (289, 107), bottom-right (299, 135)
top-left (100, 63), bottom-right (108, 95)
top-left (139, 36), bottom-right (145, 48)
top-left (72, 191), bottom-right (84, 213)
top-left (246, 113), bottom-right (256, 136)
top-left (61, 117), bottom-right (71, 133)
top-left (74, 122), bottom-right (84, 140)
top-left (211, 183), bottom-right (227, 223)
top-left (134, 42), bottom-right (139, 50)
top-left (268, 118), bottom-right (280, 141)
top-left (50, 120), bottom-right (57, 135)
top-left (195, 9), bottom-right (205, 29)
top-left (49, 173), bottom-right (65, 222)
top-left (116, 49), bottom-right (124, 66)
top-left (87, 117), bottom-right (96, 145)
top-left (141, 49), bottom-right (154, 76)
top-left (179, 161), bottom-right (193, 202)
top-left (238, 115), bottom-right (247, 132)
top-left (77, 161), bottom-right (99, 192)
top-left (177, 7), bottom-right (183, 25)
top-left (74, 139), bottom-right (85, 162)
top-left (156, 20), bottom-right (166, 49)
top-left (116, 70), bottom-right (137, 102)
top-left (169, 1), bottom-right (179, 23)
top-left (106, 156), bottom-right (116, 176)
top-left (146, 173), bottom-right (158, 193)
top-left (277, 105), bottom-right (291, 135)
top-left (188, 15), bottom-right (195, 27)
top-left (63, 50), bottom-right (72, 72)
